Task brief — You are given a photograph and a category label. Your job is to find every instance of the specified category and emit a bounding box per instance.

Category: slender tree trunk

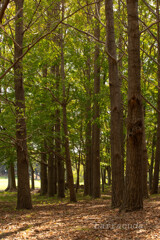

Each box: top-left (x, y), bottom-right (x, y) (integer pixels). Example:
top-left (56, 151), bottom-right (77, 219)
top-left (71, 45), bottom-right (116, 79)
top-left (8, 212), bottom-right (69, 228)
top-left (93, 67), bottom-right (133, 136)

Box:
top-left (92, 1), bottom-right (101, 199)
top-left (152, 1), bottom-right (160, 194)
top-left (53, 157), bottom-right (57, 194)
top-left (56, 106), bottom-right (65, 198)
top-left (14, 0), bottom-right (32, 209)
top-left (105, 0), bottom-right (124, 207)
top-left (101, 168), bottom-right (105, 192)
top-left (76, 151), bottom-right (81, 192)
top-left (40, 145), bottom-right (48, 195)
top-left (55, 61), bottom-right (65, 198)
top-left (142, 110), bottom-right (148, 198)
top-left (48, 151), bottom-right (54, 196)
top-left (30, 163), bottom-right (35, 190)
top-left (84, 105), bottom-right (92, 196)
top-left (61, 0), bottom-right (76, 202)
top-left (84, 2), bottom-right (92, 197)
top-left (122, 0), bottom-right (143, 211)
top-left (106, 166), bottom-right (111, 186)
top-left (149, 134), bottom-right (155, 191)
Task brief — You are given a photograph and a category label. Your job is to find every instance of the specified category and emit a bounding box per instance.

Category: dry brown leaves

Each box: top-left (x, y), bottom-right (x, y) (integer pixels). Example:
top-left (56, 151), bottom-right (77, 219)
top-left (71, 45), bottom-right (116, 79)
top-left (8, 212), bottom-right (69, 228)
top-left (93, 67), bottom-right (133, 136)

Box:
top-left (0, 196), bottom-right (160, 240)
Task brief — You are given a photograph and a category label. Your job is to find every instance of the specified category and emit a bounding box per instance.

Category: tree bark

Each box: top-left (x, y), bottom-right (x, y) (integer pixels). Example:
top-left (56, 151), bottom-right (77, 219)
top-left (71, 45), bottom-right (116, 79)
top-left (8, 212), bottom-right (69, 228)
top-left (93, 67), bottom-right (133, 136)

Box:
top-left (92, 1), bottom-right (101, 199)
top-left (14, 0), bottom-right (32, 209)
top-left (105, 0), bottom-right (124, 207)
top-left (122, 0), bottom-right (143, 211)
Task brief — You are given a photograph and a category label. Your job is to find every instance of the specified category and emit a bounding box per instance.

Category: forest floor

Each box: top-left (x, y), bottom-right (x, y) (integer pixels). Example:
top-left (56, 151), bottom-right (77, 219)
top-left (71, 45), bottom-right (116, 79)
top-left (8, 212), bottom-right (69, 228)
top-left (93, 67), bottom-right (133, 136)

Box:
top-left (0, 190), bottom-right (160, 240)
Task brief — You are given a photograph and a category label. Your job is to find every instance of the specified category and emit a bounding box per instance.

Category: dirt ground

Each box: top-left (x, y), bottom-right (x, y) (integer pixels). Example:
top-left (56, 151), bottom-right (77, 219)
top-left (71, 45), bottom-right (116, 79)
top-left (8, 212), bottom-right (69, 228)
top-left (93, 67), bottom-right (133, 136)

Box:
top-left (0, 194), bottom-right (160, 240)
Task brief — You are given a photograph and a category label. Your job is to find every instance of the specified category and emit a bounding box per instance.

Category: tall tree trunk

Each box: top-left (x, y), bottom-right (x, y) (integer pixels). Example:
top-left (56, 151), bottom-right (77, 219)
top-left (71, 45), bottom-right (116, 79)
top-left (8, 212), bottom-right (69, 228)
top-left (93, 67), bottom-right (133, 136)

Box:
top-left (152, 1), bottom-right (160, 194)
top-left (92, 1), bottom-right (101, 199)
top-left (105, 0), bottom-right (124, 207)
top-left (149, 134), bottom-right (155, 191)
top-left (122, 0), bottom-right (143, 211)
top-left (61, 0), bottom-right (76, 202)
top-left (40, 144), bottom-right (48, 195)
top-left (84, 2), bottom-right (92, 197)
top-left (14, 0), bottom-right (32, 209)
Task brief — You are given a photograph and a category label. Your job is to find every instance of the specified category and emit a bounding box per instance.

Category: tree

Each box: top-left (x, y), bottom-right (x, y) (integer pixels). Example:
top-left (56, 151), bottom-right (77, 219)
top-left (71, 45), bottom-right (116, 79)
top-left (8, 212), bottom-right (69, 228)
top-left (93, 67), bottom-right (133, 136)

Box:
top-left (14, 0), bottom-right (32, 209)
top-left (105, 0), bottom-right (124, 207)
top-left (122, 0), bottom-right (143, 211)
top-left (92, 0), bottom-right (101, 199)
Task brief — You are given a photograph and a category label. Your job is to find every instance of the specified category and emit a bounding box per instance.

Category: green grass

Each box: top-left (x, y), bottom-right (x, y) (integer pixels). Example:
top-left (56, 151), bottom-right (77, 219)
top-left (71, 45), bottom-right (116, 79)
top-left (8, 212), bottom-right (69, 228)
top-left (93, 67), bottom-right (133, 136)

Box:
top-left (0, 177), bottom-right (40, 191)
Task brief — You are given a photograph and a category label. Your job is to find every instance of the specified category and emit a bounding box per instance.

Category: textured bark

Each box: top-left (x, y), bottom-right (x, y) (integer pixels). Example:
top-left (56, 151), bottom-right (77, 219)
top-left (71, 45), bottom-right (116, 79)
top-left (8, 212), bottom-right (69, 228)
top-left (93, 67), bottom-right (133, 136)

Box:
top-left (61, 0), bottom-right (76, 202)
top-left (14, 0), bottom-right (32, 209)
top-left (152, 1), bottom-right (160, 194)
top-left (122, 0), bottom-right (143, 211)
top-left (40, 146), bottom-right (48, 195)
top-left (0, 0), bottom-right (10, 23)
top-left (92, 1), bottom-right (101, 199)
top-left (105, 0), bottom-right (124, 207)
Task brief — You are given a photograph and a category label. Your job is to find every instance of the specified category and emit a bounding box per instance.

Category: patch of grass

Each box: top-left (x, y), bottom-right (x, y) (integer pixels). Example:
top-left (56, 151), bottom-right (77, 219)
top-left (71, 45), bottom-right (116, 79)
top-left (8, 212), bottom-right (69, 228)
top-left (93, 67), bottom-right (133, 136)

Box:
top-left (0, 191), bottom-right (17, 202)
